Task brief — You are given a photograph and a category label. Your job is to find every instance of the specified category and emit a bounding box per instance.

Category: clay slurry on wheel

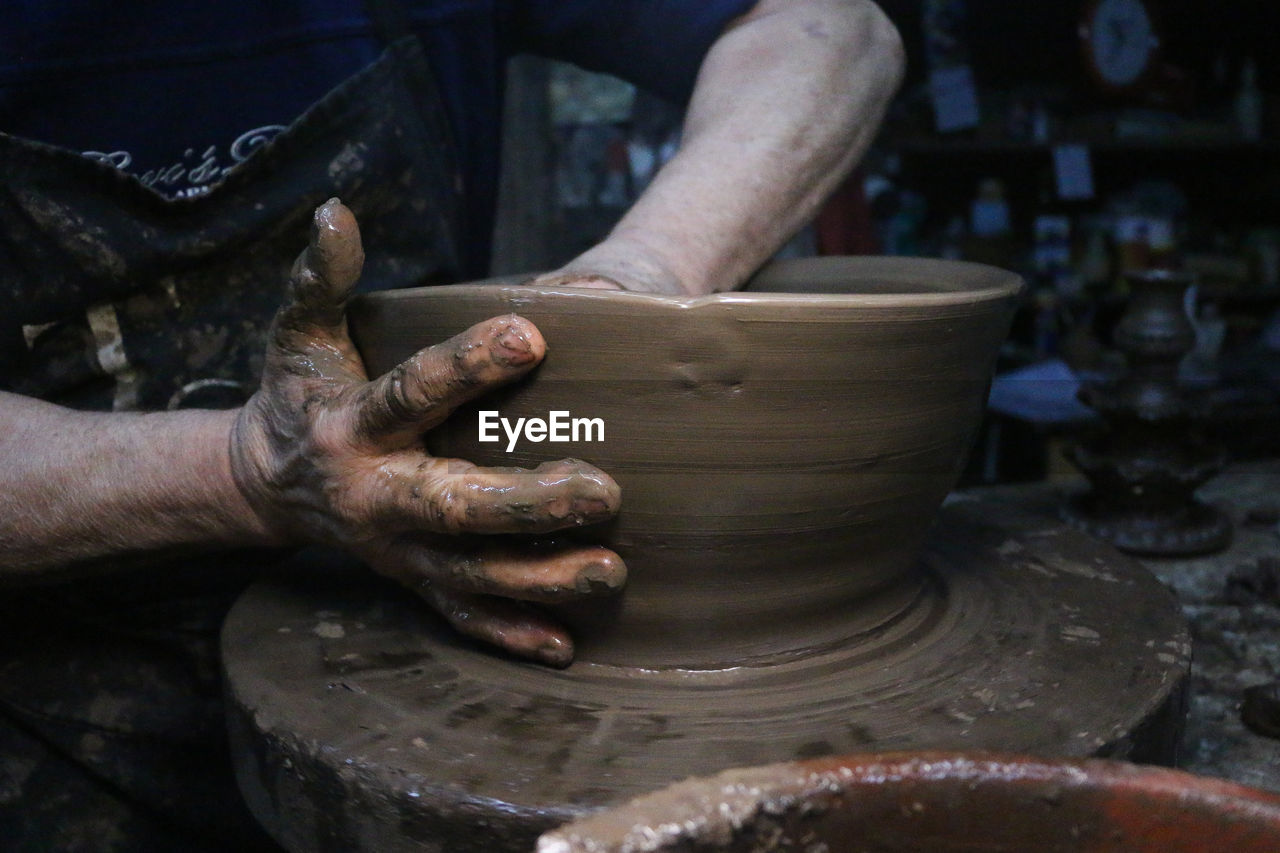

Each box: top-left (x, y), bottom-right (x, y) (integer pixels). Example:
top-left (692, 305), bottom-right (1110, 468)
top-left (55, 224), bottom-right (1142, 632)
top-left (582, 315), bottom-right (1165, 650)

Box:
top-left (222, 495), bottom-right (1190, 853)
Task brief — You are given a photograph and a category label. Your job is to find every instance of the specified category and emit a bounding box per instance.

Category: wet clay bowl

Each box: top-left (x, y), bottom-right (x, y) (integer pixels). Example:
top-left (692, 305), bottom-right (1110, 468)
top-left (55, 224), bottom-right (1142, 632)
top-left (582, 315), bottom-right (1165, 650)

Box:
top-left (536, 751), bottom-right (1280, 852)
top-left (348, 257), bottom-right (1021, 668)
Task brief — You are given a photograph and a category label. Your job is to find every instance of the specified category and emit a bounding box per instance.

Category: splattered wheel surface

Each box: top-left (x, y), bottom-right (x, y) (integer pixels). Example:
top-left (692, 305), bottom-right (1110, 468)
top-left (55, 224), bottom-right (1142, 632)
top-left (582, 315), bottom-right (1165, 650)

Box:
top-left (222, 496), bottom-right (1189, 853)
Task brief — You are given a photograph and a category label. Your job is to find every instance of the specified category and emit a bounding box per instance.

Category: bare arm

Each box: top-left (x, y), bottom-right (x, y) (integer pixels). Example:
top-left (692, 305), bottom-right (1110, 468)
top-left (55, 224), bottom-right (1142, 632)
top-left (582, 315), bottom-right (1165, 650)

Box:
top-left (0, 398), bottom-right (274, 577)
top-left (543, 0), bottom-right (904, 294)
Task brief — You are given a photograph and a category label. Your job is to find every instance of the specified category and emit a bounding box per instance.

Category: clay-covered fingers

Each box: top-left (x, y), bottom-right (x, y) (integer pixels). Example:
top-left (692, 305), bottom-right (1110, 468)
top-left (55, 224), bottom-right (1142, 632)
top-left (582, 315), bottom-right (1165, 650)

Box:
top-left (422, 585), bottom-right (576, 667)
top-left (375, 539), bottom-right (627, 667)
top-left (373, 458), bottom-right (621, 536)
top-left (353, 315), bottom-right (546, 443)
top-left (384, 537), bottom-right (626, 604)
top-left (274, 198), bottom-right (366, 350)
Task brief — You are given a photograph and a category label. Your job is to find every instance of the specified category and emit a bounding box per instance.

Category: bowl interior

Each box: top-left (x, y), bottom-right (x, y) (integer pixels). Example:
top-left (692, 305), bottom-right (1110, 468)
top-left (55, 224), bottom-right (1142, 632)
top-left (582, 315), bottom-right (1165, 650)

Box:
top-left (745, 255), bottom-right (1022, 297)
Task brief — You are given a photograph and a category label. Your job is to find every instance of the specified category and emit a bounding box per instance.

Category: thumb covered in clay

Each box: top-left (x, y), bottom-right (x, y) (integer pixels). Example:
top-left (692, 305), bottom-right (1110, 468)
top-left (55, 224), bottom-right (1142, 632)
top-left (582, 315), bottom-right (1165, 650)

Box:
top-left (272, 198), bottom-right (366, 346)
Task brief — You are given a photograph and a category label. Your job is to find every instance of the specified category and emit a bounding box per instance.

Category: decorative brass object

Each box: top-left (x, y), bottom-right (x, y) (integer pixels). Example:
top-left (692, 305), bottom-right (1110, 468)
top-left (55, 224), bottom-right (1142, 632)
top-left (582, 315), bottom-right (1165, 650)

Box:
top-left (1063, 269), bottom-right (1231, 555)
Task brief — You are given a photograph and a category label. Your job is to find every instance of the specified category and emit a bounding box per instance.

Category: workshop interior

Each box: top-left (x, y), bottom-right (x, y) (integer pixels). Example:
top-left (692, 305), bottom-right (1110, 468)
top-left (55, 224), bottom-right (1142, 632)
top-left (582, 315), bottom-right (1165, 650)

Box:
top-left (5, 1), bottom-right (1280, 851)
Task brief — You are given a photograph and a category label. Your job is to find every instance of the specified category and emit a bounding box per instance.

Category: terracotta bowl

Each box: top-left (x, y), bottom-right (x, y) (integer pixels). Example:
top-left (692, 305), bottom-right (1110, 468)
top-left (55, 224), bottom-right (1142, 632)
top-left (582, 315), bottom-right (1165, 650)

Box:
top-left (535, 751), bottom-right (1280, 852)
top-left (348, 257), bottom-right (1021, 667)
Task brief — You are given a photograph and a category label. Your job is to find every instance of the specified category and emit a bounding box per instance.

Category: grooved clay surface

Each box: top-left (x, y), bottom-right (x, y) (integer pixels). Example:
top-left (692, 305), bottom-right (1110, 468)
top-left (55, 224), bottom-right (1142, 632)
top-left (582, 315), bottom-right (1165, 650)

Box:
top-left (346, 258), bottom-right (1023, 668)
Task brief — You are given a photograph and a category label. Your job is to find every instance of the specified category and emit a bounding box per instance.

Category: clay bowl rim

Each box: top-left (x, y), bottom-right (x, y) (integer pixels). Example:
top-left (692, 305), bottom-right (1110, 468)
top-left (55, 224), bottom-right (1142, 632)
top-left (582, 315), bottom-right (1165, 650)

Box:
top-left (360, 256), bottom-right (1024, 311)
top-left (538, 749), bottom-right (1280, 852)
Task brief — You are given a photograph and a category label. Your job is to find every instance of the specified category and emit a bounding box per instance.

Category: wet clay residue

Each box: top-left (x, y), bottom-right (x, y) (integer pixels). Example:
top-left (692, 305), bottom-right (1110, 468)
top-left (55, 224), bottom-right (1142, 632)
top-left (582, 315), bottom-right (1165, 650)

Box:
top-left (222, 495), bottom-right (1190, 853)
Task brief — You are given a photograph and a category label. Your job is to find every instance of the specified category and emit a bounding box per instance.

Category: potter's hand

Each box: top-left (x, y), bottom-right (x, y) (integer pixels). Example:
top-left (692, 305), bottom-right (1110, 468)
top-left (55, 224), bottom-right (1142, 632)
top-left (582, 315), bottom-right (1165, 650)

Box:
top-left (229, 199), bottom-right (625, 667)
top-left (527, 239), bottom-right (687, 295)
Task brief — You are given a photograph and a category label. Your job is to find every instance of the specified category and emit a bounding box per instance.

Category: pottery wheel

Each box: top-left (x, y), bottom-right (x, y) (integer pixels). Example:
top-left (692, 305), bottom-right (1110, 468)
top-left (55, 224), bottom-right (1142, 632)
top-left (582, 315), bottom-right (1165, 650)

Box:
top-left (222, 495), bottom-right (1190, 853)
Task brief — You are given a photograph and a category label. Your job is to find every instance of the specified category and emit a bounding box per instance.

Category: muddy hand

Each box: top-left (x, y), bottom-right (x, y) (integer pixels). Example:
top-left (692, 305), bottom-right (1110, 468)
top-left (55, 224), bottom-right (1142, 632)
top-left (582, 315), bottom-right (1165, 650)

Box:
top-left (229, 198), bottom-right (625, 666)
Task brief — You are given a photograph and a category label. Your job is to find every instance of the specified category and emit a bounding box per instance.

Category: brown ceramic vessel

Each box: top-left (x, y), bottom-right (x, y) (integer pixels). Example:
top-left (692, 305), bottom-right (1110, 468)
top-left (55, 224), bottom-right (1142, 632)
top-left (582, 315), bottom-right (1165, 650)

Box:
top-left (349, 257), bottom-right (1021, 667)
top-left (537, 751), bottom-right (1280, 852)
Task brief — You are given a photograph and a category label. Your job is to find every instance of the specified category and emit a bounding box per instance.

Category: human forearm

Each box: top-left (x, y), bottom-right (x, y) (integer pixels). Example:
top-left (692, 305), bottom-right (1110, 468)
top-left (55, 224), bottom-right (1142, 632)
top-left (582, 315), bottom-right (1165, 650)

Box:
top-left (0, 393), bottom-right (277, 578)
top-left (559, 0), bottom-right (904, 295)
